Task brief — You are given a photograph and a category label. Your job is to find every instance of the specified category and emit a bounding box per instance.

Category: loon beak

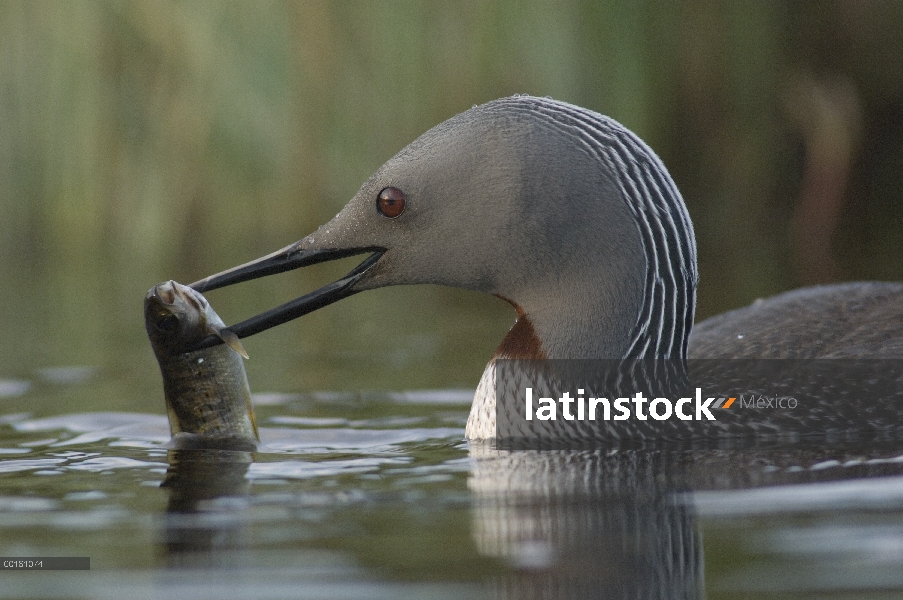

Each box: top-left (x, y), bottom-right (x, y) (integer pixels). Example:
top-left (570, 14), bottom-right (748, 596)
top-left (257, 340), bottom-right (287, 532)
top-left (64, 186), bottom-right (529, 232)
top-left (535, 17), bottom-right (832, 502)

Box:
top-left (187, 241), bottom-right (384, 350)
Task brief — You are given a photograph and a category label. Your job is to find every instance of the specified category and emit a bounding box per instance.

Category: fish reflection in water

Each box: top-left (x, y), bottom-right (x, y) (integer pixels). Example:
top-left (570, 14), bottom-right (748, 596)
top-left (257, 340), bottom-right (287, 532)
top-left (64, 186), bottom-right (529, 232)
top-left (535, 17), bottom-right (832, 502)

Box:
top-left (467, 439), bottom-right (903, 599)
top-left (160, 447), bottom-right (253, 567)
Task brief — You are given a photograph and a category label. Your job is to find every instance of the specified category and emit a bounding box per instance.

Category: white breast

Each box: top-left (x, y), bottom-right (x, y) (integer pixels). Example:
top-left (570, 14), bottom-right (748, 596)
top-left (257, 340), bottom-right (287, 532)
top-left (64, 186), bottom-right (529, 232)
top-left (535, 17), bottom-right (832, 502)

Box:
top-left (465, 361), bottom-right (497, 440)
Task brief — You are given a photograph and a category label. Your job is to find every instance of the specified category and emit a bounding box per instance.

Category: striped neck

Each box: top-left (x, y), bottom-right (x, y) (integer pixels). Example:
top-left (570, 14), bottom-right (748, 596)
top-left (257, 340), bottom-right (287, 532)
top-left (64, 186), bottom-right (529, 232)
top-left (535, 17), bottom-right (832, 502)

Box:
top-left (497, 98), bottom-right (698, 360)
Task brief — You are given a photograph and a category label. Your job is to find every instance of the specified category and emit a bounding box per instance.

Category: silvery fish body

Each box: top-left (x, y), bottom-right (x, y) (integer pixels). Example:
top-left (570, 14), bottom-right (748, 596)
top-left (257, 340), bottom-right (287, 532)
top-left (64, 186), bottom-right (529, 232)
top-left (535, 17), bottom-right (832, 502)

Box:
top-left (145, 280), bottom-right (258, 448)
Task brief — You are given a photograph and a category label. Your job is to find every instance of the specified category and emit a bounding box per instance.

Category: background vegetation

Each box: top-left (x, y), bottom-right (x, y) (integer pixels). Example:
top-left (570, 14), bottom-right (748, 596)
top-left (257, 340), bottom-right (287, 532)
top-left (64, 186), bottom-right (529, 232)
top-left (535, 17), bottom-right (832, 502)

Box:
top-left (1, 1), bottom-right (902, 398)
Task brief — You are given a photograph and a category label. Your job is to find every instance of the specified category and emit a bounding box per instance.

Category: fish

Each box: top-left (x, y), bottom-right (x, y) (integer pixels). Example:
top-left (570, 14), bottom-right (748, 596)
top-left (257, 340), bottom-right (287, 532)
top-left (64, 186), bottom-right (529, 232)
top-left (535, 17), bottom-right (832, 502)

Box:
top-left (145, 280), bottom-right (259, 448)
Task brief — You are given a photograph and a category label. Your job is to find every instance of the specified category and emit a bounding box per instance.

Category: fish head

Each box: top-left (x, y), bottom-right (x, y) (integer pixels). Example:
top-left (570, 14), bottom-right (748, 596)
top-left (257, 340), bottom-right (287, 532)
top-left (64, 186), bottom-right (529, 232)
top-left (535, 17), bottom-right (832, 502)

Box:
top-left (145, 280), bottom-right (213, 356)
top-left (145, 280), bottom-right (248, 358)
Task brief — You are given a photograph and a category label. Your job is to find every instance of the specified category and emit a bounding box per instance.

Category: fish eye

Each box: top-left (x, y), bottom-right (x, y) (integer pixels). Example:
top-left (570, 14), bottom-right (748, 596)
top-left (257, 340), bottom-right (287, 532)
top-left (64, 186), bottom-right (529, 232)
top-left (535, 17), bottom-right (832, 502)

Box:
top-left (155, 313), bottom-right (180, 333)
top-left (377, 187), bottom-right (406, 218)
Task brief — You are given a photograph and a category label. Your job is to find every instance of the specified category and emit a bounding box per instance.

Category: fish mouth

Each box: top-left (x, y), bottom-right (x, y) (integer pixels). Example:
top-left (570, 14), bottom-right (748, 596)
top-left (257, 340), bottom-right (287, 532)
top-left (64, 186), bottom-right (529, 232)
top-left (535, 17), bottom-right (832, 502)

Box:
top-left (148, 280), bottom-right (184, 308)
top-left (187, 243), bottom-right (385, 351)
top-left (149, 280), bottom-right (201, 312)
top-left (154, 282), bottom-right (176, 305)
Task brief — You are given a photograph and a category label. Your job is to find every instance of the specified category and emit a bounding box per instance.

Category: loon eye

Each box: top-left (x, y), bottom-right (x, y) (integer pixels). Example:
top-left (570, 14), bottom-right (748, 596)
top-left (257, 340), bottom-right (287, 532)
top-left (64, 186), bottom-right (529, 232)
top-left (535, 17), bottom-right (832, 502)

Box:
top-left (377, 187), bottom-right (406, 218)
top-left (155, 314), bottom-right (180, 333)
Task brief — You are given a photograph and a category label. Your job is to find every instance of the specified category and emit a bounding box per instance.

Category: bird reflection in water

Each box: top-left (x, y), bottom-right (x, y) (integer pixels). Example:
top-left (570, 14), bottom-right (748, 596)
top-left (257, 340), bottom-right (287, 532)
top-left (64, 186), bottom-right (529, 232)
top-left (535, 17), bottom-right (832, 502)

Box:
top-left (469, 443), bottom-right (701, 599)
top-left (467, 439), bottom-right (903, 599)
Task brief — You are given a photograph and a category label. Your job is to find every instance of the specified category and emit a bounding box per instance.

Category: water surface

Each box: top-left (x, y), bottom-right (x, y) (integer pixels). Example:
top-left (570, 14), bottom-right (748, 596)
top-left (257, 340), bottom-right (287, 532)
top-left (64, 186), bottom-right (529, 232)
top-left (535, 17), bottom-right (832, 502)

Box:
top-left (3, 366), bottom-right (903, 599)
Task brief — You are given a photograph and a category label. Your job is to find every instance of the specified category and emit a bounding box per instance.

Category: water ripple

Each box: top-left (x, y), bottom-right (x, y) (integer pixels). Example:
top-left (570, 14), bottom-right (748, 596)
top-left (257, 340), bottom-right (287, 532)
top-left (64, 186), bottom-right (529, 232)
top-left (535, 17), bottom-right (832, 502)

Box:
top-left (66, 456), bottom-right (168, 472)
top-left (688, 474), bottom-right (903, 516)
top-left (10, 413), bottom-right (464, 455)
top-left (0, 458), bottom-right (67, 473)
top-left (248, 457), bottom-right (409, 480)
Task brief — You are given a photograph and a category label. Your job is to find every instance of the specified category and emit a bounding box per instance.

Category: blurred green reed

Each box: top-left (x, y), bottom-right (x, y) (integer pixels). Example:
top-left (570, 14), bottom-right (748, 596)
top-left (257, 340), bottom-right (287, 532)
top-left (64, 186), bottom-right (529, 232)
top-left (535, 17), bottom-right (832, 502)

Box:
top-left (0, 1), bottom-right (901, 395)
